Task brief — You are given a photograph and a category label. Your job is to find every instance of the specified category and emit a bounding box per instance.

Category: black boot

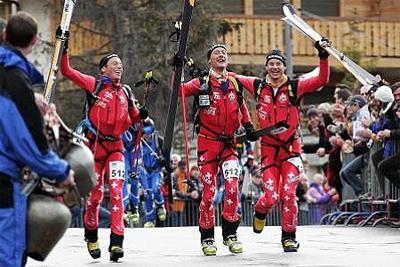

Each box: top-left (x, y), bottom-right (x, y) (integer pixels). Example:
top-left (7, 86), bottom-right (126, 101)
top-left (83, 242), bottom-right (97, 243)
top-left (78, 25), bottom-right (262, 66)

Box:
top-left (222, 218), bottom-right (243, 254)
top-left (109, 232), bottom-right (124, 262)
top-left (84, 228), bottom-right (101, 259)
top-left (199, 227), bottom-right (217, 256)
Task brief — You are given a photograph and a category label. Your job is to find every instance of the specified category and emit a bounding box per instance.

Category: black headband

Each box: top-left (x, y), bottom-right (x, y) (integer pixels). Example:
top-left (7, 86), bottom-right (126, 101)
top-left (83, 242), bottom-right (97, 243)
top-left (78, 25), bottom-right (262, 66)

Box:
top-left (99, 53), bottom-right (120, 70)
top-left (207, 44), bottom-right (227, 60)
top-left (266, 49), bottom-right (286, 66)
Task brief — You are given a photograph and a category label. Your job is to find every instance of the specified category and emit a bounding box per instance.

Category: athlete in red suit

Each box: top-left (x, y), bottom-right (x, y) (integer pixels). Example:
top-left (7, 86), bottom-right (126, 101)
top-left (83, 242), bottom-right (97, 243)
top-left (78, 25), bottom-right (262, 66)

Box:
top-left (237, 39), bottom-right (331, 252)
top-left (61, 52), bottom-right (146, 261)
top-left (180, 44), bottom-right (256, 256)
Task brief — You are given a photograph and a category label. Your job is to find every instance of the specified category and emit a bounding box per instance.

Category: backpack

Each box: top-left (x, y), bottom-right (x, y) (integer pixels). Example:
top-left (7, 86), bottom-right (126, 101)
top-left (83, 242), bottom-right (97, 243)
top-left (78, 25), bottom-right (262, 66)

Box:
top-left (192, 75), bottom-right (244, 133)
top-left (253, 78), bottom-right (299, 106)
top-left (75, 80), bottom-right (133, 138)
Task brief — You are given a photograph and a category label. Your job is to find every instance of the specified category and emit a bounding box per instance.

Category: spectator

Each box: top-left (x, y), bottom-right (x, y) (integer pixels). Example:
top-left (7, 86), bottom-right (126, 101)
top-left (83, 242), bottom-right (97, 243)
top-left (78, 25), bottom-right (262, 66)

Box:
top-left (307, 174), bottom-right (337, 224)
top-left (339, 95), bottom-right (370, 199)
top-left (0, 17), bottom-right (6, 44)
top-left (0, 12), bottom-right (75, 267)
top-left (334, 84), bottom-right (352, 105)
top-left (247, 169), bottom-right (263, 203)
top-left (172, 160), bottom-right (188, 226)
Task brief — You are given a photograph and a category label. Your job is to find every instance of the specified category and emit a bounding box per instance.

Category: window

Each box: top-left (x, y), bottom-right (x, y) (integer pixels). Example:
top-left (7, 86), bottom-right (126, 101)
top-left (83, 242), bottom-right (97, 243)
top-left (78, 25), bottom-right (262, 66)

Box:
top-left (218, 0), bottom-right (244, 14)
top-left (301, 0), bottom-right (340, 17)
top-left (253, 0), bottom-right (282, 16)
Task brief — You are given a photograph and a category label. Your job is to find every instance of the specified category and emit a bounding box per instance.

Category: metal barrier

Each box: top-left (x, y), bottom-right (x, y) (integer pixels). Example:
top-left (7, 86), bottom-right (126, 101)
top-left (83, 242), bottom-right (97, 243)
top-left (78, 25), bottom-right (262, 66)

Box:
top-left (70, 199), bottom-right (339, 228)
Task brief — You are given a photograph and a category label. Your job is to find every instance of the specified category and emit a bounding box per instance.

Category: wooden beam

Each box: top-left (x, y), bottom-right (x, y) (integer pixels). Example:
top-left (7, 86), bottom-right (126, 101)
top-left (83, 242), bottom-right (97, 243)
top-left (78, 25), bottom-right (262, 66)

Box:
top-left (243, 0), bottom-right (253, 16)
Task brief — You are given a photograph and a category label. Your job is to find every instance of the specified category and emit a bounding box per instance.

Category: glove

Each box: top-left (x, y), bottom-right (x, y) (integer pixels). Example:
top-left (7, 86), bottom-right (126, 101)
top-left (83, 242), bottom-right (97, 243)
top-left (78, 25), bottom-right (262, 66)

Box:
top-left (139, 106), bottom-right (148, 119)
top-left (244, 122), bottom-right (258, 142)
top-left (314, 37), bottom-right (330, 59)
top-left (172, 53), bottom-right (187, 68)
top-left (56, 26), bottom-right (70, 54)
top-left (157, 155), bottom-right (168, 167)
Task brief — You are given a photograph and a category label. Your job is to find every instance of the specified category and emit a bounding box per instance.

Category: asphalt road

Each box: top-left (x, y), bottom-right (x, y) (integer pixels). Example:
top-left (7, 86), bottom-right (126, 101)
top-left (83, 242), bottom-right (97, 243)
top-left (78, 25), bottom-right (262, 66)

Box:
top-left (27, 226), bottom-right (400, 267)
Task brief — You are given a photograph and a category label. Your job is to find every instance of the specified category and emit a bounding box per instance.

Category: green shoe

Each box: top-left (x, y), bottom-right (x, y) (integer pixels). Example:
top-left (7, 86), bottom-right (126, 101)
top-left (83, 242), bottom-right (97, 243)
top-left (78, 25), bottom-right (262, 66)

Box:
top-left (253, 213), bottom-right (266, 234)
top-left (201, 238), bottom-right (217, 256)
top-left (144, 221), bottom-right (155, 228)
top-left (223, 235), bottom-right (243, 254)
top-left (129, 210), bottom-right (140, 226)
top-left (156, 206), bottom-right (167, 222)
top-left (86, 240), bottom-right (101, 259)
top-left (282, 238), bottom-right (299, 252)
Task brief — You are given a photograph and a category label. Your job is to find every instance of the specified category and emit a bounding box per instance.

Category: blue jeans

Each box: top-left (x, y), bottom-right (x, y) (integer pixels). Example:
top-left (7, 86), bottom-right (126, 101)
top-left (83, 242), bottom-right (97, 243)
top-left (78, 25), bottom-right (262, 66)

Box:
top-left (339, 154), bottom-right (364, 195)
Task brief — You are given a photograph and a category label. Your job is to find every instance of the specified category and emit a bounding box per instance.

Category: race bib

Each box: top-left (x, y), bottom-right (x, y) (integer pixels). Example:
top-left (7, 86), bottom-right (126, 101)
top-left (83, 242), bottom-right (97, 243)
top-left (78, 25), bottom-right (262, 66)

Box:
top-left (287, 157), bottom-right (304, 174)
top-left (109, 161), bottom-right (125, 180)
top-left (221, 160), bottom-right (241, 179)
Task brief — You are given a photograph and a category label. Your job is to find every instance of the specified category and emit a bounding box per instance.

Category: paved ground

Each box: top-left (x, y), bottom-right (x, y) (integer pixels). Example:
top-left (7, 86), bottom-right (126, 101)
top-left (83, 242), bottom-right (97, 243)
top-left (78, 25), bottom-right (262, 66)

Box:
top-left (27, 226), bottom-right (400, 267)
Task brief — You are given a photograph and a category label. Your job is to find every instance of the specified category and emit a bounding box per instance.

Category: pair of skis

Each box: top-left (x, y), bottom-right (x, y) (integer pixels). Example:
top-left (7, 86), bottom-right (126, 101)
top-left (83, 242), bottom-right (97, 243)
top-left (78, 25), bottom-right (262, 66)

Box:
top-left (43, 0), bottom-right (76, 104)
top-left (162, 0), bottom-right (197, 202)
top-left (282, 4), bottom-right (381, 87)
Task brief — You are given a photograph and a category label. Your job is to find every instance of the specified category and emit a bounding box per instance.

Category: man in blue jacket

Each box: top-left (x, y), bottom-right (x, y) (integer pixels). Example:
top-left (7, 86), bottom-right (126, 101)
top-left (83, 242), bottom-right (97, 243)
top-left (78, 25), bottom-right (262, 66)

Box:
top-left (0, 12), bottom-right (75, 267)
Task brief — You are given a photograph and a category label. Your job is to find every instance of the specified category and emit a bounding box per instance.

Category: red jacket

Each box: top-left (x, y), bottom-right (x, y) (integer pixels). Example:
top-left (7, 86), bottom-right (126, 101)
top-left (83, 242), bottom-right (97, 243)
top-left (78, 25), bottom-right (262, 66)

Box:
top-left (238, 59), bottom-right (330, 145)
top-left (181, 72), bottom-right (251, 139)
top-left (61, 54), bottom-right (140, 139)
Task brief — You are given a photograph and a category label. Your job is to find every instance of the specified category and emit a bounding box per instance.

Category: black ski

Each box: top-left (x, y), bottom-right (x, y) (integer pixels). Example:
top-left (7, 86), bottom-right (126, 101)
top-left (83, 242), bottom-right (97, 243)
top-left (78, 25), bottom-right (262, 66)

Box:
top-left (282, 3), bottom-right (380, 86)
top-left (162, 0), bottom-right (197, 203)
top-left (43, 0), bottom-right (76, 104)
top-left (235, 121), bottom-right (289, 143)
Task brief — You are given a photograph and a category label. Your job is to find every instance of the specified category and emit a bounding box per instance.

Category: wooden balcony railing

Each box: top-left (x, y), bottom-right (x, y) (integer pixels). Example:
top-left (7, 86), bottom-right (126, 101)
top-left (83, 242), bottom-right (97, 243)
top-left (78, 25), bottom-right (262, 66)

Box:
top-left (221, 16), bottom-right (400, 59)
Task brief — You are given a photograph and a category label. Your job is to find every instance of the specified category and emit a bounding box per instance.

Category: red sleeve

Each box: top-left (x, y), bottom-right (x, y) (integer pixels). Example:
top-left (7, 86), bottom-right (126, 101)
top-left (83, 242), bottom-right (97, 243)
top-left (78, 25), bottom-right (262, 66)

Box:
top-left (179, 78), bottom-right (201, 97)
top-left (235, 75), bottom-right (259, 97)
top-left (60, 53), bottom-right (96, 93)
top-left (240, 101), bottom-right (252, 125)
top-left (297, 58), bottom-right (330, 98)
top-left (129, 102), bottom-right (141, 123)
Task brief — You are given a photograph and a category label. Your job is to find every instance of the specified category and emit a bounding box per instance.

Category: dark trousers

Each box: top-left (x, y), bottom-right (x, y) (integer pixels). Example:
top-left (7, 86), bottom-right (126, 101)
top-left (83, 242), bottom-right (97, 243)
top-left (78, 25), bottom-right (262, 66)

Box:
top-left (378, 154), bottom-right (400, 191)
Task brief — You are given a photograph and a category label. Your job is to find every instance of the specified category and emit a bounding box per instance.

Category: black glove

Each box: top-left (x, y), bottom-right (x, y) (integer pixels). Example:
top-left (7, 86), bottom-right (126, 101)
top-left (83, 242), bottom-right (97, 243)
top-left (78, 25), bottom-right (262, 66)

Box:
top-left (172, 53), bottom-right (187, 68)
top-left (139, 106), bottom-right (148, 119)
top-left (157, 155), bottom-right (168, 167)
top-left (56, 26), bottom-right (70, 54)
top-left (314, 37), bottom-right (330, 59)
top-left (244, 122), bottom-right (258, 142)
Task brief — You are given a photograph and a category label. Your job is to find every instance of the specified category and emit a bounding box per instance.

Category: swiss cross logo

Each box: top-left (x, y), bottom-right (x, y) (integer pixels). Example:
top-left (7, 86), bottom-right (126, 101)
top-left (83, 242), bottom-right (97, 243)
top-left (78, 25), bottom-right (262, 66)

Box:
top-left (228, 92), bottom-right (236, 102)
top-left (279, 93), bottom-right (287, 103)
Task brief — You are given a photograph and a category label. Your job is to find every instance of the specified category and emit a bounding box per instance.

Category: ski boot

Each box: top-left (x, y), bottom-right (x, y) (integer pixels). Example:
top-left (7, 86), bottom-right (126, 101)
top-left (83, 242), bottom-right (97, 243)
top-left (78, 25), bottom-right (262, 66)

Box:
top-left (144, 221), bottom-right (155, 228)
top-left (201, 238), bottom-right (217, 256)
top-left (129, 209), bottom-right (140, 226)
top-left (123, 212), bottom-right (130, 227)
top-left (282, 238), bottom-right (299, 252)
top-left (223, 235), bottom-right (243, 254)
top-left (252, 212), bottom-right (267, 234)
top-left (84, 228), bottom-right (101, 259)
top-left (156, 205), bottom-right (167, 222)
top-left (109, 233), bottom-right (124, 262)
top-left (86, 240), bottom-right (101, 259)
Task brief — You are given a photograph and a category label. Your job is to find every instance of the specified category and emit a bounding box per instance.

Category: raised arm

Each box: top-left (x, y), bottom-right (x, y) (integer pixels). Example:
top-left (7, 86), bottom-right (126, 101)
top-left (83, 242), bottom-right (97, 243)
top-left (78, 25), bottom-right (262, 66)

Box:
top-left (296, 59), bottom-right (330, 98)
top-left (179, 78), bottom-right (201, 97)
top-left (61, 53), bottom-right (97, 93)
top-left (235, 75), bottom-right (260, 97)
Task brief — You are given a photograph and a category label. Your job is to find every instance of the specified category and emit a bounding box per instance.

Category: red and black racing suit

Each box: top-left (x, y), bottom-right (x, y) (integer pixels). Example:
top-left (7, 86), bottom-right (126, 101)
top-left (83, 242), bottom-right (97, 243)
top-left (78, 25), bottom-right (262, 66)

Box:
top-left (61, 54), bottom-right (141, 239)
top-left (181, 72), bottom-right (252, 240)
top-left (237, 58), bottom-right (330, 238)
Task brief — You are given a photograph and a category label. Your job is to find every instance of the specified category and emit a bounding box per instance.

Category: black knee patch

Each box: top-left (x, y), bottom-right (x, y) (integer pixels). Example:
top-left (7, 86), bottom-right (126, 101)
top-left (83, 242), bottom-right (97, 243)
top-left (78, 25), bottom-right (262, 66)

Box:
top-left (0, 174), bottom-right (13, 208)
